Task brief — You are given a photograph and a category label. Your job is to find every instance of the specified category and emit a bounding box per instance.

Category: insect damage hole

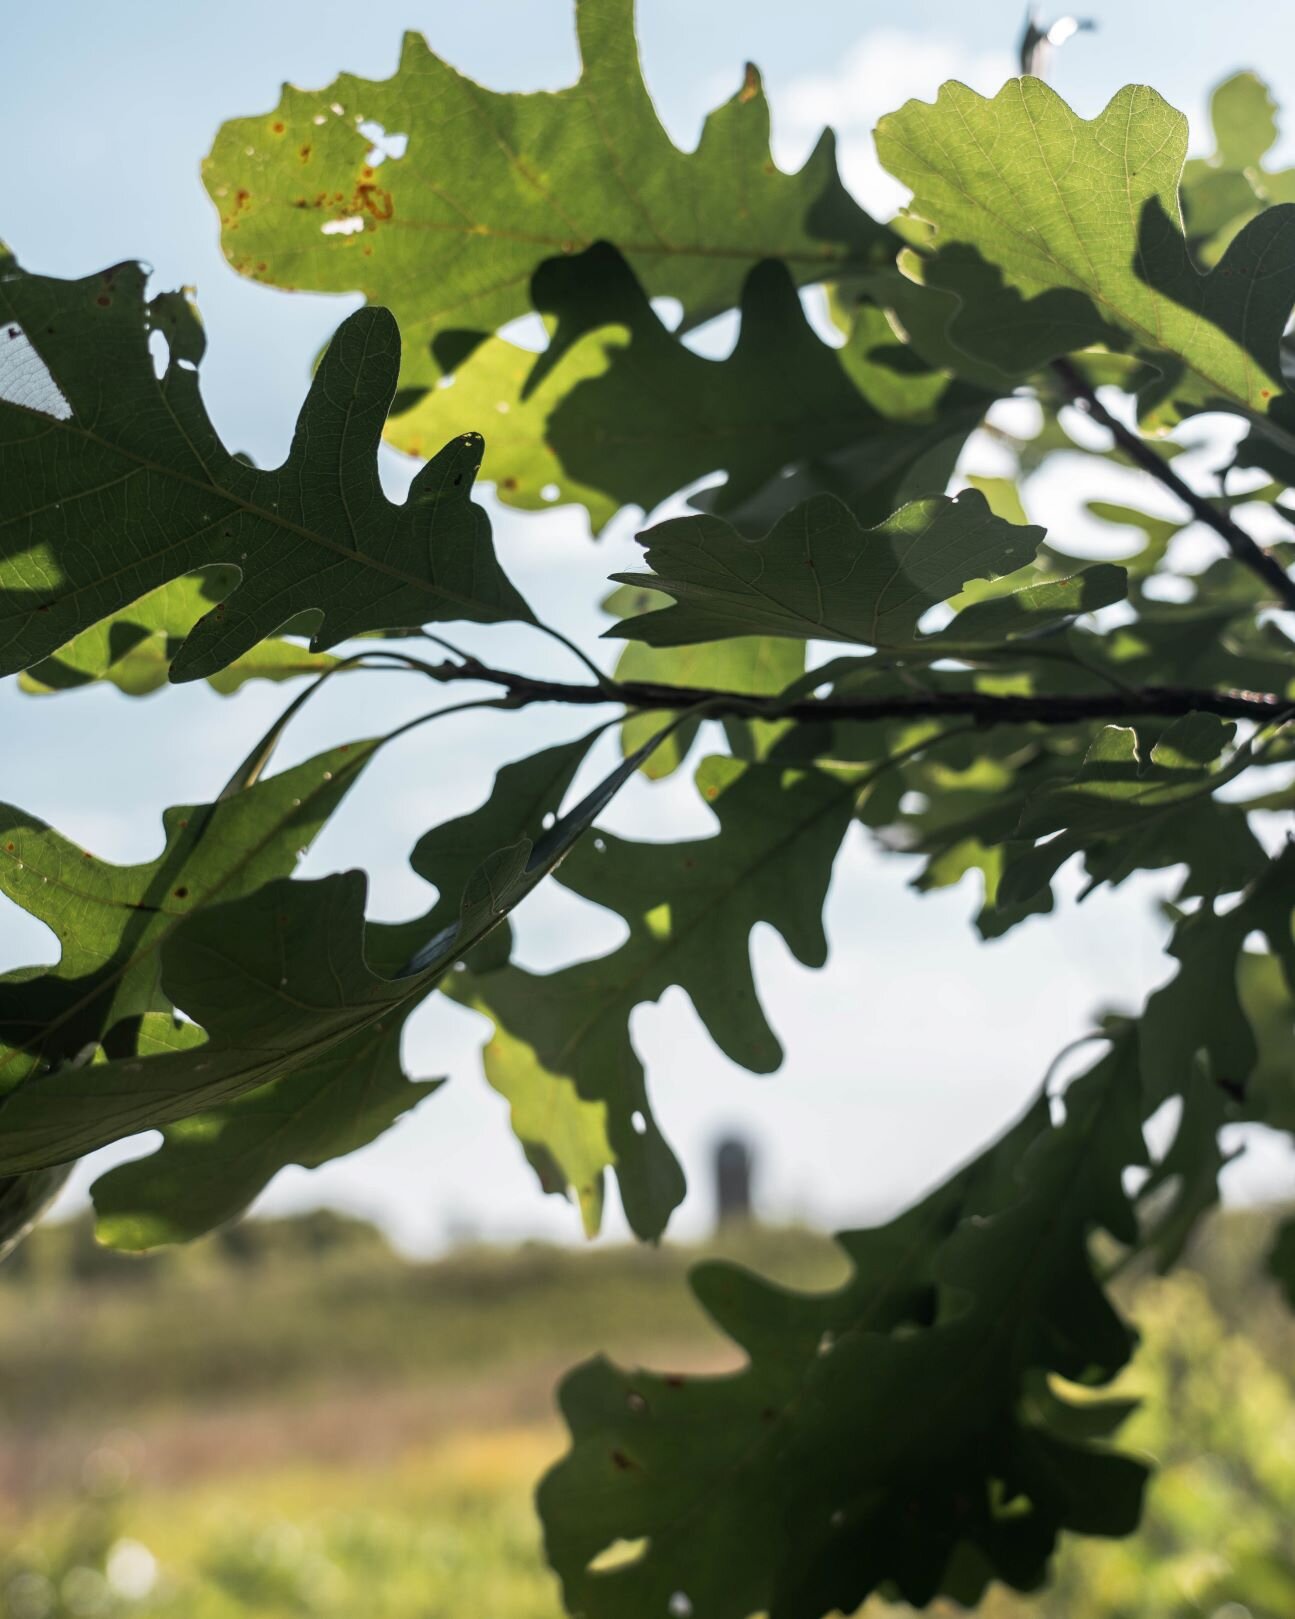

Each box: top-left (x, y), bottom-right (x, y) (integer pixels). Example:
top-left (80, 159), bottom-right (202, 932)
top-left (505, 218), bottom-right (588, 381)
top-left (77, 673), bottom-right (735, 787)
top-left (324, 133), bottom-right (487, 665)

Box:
top-left (357, 120), bottom-right (408, 165)
top-left (1, 323), bottom-right (73, 421)
top-left (321, 216), bottom-right (365, 236)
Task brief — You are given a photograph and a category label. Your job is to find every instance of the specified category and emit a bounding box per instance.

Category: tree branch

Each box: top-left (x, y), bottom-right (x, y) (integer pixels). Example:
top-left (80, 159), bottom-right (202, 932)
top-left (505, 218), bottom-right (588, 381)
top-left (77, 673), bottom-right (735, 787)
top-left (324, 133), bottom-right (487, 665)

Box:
top-left (422, 657), bottom-right (1289, 727)
top-left (1051, 358), bottom-right (1295, 612)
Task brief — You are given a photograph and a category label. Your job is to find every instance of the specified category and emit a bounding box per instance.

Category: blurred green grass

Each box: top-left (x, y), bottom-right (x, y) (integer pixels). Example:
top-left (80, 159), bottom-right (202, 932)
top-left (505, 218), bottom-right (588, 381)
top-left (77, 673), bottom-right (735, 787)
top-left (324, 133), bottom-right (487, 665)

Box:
top-left (2, 1207), bottom-right (1293, 1617)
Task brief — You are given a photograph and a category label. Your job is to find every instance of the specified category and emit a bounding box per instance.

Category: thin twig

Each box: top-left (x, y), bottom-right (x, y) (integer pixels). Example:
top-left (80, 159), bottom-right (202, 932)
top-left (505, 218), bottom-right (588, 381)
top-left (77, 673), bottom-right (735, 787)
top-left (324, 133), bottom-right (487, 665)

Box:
top-left (1051, 358), bottom-right (1295, 612)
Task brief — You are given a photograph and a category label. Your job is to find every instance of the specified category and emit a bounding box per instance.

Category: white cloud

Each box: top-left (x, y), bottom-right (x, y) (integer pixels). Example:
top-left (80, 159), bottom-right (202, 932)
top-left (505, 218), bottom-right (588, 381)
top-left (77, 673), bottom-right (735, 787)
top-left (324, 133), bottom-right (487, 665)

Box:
top-left (774, 30), bottom-right (1018, 217)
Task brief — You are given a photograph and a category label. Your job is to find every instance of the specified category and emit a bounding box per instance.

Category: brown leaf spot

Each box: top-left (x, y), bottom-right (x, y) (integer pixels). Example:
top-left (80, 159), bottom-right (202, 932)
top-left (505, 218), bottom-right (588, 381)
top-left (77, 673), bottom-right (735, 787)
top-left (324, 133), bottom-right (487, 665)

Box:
top-left (173, 886), bottom-right (190, 899)
top-left (272, 121), bottom-right (286, 134)
top-left (299, 145), bottom-right (312, 162)
top-left (610, 1449), bottom-right (636, 1472)
top-left (739, 63), bottom-right (760, 102)
top-left (4, 843), bottom-right (15, 854)
top-left (664, 1374), bottom-right (686, 1389)
top-left (354, 181), bottom-right (394, 221)
top-left (96, 295), bottom-right (111, 307)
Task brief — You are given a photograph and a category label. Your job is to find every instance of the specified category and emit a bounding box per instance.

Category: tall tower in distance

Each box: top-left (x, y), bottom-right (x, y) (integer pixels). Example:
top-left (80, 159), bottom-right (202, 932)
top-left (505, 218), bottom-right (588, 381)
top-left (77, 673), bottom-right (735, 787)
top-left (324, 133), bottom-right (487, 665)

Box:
top-left (713, 1135), bottom-right (756, 1229)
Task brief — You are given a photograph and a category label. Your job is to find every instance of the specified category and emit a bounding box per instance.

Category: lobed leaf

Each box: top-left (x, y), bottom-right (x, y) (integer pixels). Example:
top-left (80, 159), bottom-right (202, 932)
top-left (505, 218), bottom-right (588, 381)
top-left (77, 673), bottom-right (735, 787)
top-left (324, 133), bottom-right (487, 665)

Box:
top-left (874, 79), bottom-right (1295, 442)
top-left (608, 488), bottom-right (1043, 649)
top-left (0, 737), bottom-right (380, 1094)
top-left (0, 724), bottom-right (677, 1183)
top-left (447, 755), bottom-right (857, 1239)
top-left (202, 0), bottom-right (891, 393)
top-left (541, 1042), bottom-right (1149, 1618)
top-left (385, 248), bottom-right (990, 534)
top-left (0, 248), bottom-right (530, 681)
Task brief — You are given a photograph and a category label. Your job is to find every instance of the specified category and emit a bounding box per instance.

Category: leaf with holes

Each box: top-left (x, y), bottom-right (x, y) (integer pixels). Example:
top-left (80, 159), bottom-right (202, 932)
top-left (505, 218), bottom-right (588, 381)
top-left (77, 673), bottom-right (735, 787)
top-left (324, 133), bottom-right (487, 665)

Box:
top-left (0, 247), bottom-right (530, 681)
top-left (203, 0), bottom-right (891, 398)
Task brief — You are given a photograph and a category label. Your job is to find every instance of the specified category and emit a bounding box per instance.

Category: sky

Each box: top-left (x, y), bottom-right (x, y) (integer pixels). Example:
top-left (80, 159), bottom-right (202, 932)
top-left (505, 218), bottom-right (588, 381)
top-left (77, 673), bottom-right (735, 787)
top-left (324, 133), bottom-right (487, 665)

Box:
top-left (3, 0), bottom-right (1295, 1253)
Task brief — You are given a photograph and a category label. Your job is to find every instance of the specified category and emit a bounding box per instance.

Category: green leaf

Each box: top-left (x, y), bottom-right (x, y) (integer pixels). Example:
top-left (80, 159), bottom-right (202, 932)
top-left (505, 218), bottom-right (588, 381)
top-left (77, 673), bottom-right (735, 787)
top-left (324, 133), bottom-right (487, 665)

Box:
top-left (1267, 1215), bottom-right (1295, 1309)
top-left (90, 1013), bottom-right (440, 1250)
top-left (0, 1164), bottom-right (72, 1263)
top-left (373, 732), bottom-right (602, 977)
top-left (385, 250), bottom-right (990, 535)
top-left (607, 489), bottom-right (1042, 649)
top-left (874, 80), bottom-right (1295, 439)
top-left (0, 249), bottom-right (530, 681)
top-left (1180, 73), bottom-right (1295, 263)
top-left (0, 723), bottom-right (677, 1176)
top-left (540, 1042), bottom-right (1148, 1617)
top-left (1132, 1057), bottom-right (1234, 1273)
top-left (604, 584), bottom-right (803, 782)
top-left (0, 737), bottom-right (380, 1094)
top-left (85, 733), bottom-right (602, 1248)
top-left (1138, 848), bottom-right (1295, 1116)
top-left (934, 562), bottom-right (1127, 645)
top-left (203, 0), bottom-right (891, 391)
top-left (460, 1004), bottom-right (613, 1241)
top-left (1018, 716), bottom-right (1237, 837)
top-left (17, 569), bottom-right (339, 697)
top-left (446, 756), bottom-right (857, 1239)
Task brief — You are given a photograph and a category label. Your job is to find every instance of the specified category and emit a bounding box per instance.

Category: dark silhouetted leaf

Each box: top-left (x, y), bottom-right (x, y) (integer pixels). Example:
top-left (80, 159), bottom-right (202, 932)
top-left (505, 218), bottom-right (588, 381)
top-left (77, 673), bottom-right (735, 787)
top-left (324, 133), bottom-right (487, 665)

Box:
top-left (608, 489), bottom-right (1042, 649)
top-left (0, 248), bottom-right (530, 681)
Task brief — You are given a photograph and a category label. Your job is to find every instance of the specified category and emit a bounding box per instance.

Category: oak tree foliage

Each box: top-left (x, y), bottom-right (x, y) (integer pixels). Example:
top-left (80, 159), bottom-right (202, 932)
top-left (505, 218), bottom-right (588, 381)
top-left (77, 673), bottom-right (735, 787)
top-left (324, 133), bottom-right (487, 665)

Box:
top-left (2, 4), bottom-right (1295, 1612)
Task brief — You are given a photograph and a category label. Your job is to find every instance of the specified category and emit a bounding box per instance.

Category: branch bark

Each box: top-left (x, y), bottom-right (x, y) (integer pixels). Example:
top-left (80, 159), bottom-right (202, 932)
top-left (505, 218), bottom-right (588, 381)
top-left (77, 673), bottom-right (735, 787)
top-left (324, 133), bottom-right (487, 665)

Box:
top-left (1051, 358), bottom-right (1295, 613)
top-left (422, 657), bottom-right (1289, 727)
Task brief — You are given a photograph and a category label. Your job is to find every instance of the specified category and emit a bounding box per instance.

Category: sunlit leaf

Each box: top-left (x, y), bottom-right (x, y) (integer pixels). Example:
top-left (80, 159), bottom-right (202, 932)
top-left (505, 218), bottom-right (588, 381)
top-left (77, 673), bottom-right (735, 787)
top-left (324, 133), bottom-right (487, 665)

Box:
top-left (203, 0), bottom-right (891, 392)
top-left (875, 80), bottom-right (1295, 441)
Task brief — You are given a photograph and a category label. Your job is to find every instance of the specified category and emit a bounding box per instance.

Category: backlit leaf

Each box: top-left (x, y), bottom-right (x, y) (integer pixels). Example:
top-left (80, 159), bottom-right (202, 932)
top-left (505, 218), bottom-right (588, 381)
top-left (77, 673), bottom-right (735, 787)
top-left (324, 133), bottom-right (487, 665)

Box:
top-left (203, 0), bottom-right (891, 391)
top-left (0, 248), bottom-right (530, 681)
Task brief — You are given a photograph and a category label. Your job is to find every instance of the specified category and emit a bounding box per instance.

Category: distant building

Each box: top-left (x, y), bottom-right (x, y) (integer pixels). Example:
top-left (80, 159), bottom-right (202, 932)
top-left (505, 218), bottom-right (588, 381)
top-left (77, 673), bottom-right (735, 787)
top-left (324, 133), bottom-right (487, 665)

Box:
top-left (713, 1135), bottom-right (756, 1228)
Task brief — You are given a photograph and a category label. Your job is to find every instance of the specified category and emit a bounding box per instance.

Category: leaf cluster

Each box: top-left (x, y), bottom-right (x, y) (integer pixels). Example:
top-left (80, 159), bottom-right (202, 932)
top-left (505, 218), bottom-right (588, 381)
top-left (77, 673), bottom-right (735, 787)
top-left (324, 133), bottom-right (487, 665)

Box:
top-left (4, 7), bottom-right (1295, 1613)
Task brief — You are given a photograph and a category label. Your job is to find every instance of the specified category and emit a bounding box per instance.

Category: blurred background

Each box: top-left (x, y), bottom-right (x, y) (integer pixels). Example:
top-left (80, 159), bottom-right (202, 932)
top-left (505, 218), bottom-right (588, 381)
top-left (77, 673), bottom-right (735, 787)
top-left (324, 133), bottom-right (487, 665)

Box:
top-left (3, 0), bottom-right (1295, 1613)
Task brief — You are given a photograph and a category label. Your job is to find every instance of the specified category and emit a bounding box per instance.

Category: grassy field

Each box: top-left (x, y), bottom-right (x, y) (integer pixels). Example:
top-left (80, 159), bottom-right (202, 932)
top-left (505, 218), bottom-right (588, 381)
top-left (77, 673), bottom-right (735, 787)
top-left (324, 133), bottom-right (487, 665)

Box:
top-left (2, 1209), bottom-right (1294, 1618)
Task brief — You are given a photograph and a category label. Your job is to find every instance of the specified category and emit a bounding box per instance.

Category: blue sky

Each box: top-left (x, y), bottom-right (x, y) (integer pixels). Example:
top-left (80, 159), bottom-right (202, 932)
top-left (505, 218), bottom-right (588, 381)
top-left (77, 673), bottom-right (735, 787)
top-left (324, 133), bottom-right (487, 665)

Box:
top-left (3, 0), bottom-right (1294, 1251)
